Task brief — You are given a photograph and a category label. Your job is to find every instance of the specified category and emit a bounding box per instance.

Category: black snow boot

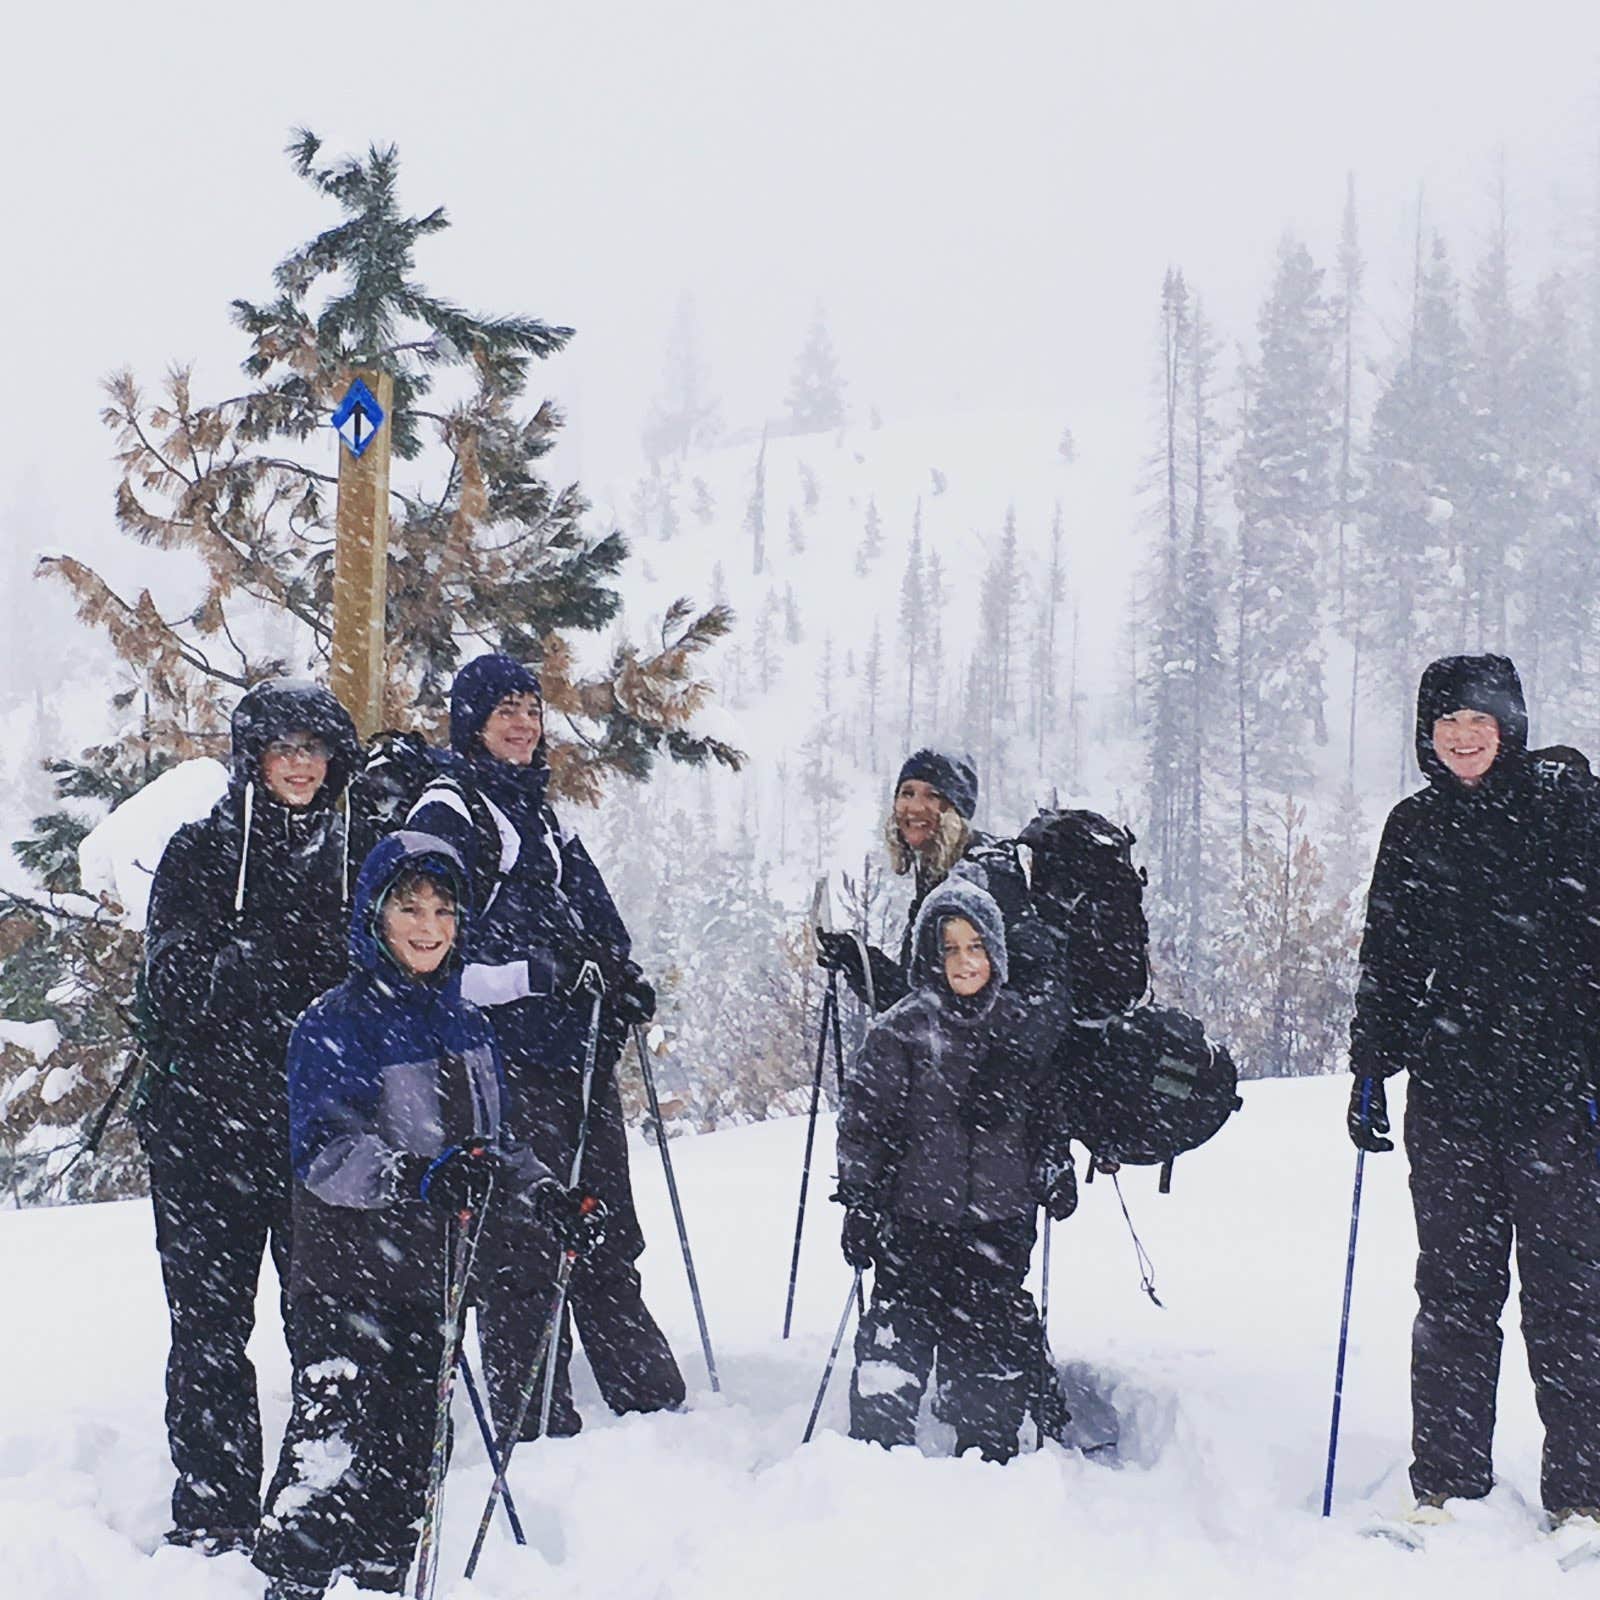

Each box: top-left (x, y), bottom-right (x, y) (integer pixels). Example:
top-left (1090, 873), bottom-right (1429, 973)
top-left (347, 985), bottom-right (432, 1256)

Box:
top-left (163, 1525), bottom-right (255, 1557)
top-left (263, 1578), bottom-right (327, 1600)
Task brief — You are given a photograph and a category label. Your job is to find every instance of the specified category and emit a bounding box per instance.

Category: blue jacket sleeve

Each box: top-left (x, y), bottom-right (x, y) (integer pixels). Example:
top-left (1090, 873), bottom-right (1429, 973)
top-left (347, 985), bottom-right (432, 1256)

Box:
top-left (288, 1009), bottom-right (398, 1211)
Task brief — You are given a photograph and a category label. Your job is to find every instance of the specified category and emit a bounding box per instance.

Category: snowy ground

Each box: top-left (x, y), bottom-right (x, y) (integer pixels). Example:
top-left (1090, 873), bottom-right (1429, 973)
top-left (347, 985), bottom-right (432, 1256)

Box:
top-left (0, 1075), bottom-right (1580, 1598)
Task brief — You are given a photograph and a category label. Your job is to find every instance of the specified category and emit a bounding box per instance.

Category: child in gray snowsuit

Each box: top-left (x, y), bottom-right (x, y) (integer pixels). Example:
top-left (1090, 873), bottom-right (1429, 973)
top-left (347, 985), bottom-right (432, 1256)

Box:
top-left (834, 878), bottom-right (1075, 1462)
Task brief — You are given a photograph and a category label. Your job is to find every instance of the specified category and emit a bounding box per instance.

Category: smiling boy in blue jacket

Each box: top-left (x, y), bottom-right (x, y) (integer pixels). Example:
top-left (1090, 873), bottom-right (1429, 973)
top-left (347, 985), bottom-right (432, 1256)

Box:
top-left (253, 831), bottom-right (598, 1600)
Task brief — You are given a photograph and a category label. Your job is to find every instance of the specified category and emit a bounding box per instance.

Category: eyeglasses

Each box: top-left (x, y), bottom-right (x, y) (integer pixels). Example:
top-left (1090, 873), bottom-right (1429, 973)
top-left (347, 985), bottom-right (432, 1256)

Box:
top-left (265, 737), bottom-right (332, 762)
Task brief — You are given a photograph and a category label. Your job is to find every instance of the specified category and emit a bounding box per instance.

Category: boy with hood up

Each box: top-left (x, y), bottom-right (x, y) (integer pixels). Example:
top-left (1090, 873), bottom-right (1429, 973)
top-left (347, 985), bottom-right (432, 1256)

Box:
top-left (834, 878), bottom-right (1076, 1463)
top-left (253, 831), bottom-right (597, 1600)
top-left (1349, 654), bottom-right (1600, 1545)
top-left (405, 653), bottom-right (684, 1440)
top-left (141, 677), bottom-right (360, 1554)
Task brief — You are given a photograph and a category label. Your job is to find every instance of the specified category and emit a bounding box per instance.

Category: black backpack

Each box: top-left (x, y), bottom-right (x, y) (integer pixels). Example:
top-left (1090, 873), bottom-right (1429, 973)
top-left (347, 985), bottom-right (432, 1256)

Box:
top-left (1016, 809), bottom-right (1150, 1021)
top-left (346, 730), bottom-right (503, 909)
top-left (1072, 1005), bottom-right (1242, 1191)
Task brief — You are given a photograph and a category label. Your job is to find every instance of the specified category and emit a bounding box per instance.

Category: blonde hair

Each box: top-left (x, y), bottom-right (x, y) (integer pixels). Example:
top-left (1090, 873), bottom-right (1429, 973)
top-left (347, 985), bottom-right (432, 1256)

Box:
top-left (883, 803), bottom-right (970, 885)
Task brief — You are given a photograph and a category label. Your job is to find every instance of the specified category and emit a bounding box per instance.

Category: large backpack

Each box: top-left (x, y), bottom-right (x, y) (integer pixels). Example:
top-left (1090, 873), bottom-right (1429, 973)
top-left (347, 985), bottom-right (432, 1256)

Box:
top-left (346, 730), bottom-right (504, 909)
top-left (1015, 808), bottom-right (1150, 1021)
top-left (1071, 1005), bottom-right (1242, 1191)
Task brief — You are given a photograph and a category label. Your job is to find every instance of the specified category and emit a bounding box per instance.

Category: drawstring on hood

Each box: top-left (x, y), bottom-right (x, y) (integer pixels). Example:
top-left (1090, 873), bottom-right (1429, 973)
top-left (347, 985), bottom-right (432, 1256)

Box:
top-left (1415, 654), bottom-right (1528, 787)
top-left (234, 780), bottom-right (256, 913)
top-left (227, 678), bottom-right (361, 915)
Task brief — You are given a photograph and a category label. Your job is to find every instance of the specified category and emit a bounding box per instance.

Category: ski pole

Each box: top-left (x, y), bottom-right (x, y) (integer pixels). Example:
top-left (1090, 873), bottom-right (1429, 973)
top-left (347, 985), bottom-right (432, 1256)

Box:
top-left (633, 1026), bottom-right (720, 1392)
top-left (802, 1268), bottom-right (864, 1445)
top-left (783, 978), bottom-right (836, 1339)
top-left (412, 1196), bottom-right (490, 1600)
top-left (1040, 1213), bottom-right (1052, 1334)
top-left (464, 978), bottom-right (605, 1581)
top-left (820, 978), bottom-right (865, 1319)
top-left (1322, 1082), bottom-right (1371, 1518)
top-left (457, 1346), bottom-right (525, 1546)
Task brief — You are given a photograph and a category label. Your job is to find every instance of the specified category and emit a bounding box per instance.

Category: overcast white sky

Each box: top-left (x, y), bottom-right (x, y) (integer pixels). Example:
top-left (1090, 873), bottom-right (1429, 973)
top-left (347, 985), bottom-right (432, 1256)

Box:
top-left (3, 0), bottom-right (1599, 667)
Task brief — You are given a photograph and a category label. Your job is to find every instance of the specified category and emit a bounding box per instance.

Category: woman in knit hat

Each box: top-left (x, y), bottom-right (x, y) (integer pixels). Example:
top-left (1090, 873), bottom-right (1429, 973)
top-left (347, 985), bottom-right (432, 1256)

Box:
top-left (817, 748), bottom-right (1026, 1013)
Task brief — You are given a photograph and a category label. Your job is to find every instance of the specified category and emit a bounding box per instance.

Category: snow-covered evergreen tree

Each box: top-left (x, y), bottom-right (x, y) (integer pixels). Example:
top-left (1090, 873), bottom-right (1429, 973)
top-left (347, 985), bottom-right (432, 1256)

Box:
top-left (783, 309), bottom-right (847, 434)
top-left (1232, 235), bottom-right (1337, 832)
top-left (642, 290), bottom-right (721, 462)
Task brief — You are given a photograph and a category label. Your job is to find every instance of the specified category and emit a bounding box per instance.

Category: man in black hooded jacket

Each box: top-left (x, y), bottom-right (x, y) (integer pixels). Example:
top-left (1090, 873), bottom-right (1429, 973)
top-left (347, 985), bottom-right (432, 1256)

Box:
top-left (141, 678), bottom-right (360, 1553)
top-left (1348, 654), bottom-right (1600, 1528)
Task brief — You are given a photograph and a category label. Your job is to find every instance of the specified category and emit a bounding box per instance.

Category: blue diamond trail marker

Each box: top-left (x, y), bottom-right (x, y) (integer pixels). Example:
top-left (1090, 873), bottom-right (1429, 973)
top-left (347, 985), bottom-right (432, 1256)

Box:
top-left (332, 377), bottom-right (387, 459)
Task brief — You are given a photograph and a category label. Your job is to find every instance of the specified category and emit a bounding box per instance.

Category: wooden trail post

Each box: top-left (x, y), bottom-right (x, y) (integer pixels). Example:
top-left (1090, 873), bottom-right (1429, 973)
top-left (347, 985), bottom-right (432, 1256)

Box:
top-left (330, 370), bottom-right (394, 741)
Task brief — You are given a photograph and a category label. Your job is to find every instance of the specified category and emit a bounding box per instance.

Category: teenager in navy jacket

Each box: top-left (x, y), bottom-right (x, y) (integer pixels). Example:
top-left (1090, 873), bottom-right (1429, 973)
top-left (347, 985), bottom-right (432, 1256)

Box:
top-left (407, 654), bottom-right (683, 1439)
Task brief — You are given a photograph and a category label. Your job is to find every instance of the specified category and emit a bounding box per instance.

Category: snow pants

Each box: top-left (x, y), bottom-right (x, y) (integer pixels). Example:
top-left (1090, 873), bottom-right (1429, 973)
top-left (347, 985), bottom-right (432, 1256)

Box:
top-left (253, 1293), bottom-right (441, 1593)
top-left (849, 1215), bottom-right (1036, 1463)
top-left (477, 1221), bottom-right (685, 1440)
top-left (1407, 1090), bottom-right (1600, 1512)
top-left (148, 1125), bottom-right (293, 1537)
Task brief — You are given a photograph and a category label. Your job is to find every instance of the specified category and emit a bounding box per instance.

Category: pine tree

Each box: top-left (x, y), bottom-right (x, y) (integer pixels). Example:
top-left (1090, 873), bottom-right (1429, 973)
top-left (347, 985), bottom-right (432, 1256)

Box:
top-left (5, 133), bottom-right (741, 1202)
top-left (1359, 232), bottom-right (1473, 787)
top-left (798, 461), bottom-right (821, 514)
top-left (1210, 801), bottom-right (1357, 1078)
top-left (856, 495), bottom-right (883, 574)
top-left (642, 290), bottom-right (721, 462)
top-left (898, 524), bottom-right (926, 745)
top-left (1460, 167), bottom-right (1525, 653)
top-left (1033, 503), bottom-right (1068, 769)
top-left (754, 589), bottom-right (781, 695)
top-left (1232, 235), bottom-right (1337, 843)
top-left (861, 616), bottom-right (885, 772)
top-left (1144, 269), bottom-right (1193, 898)
top-left (923, 544), bottom-right (947, 733)
top-left (692, 477), bottom-right (716, 526)
top-left (1333, 173), bottom-right (1365, 626)
top-left (745, 430), bottom-right (768, 575)
top-left (784, 309), bottom-right (847, 434)
top-left (787, 507), bottom-right (806, 554)
top-left (1511, 272), bottom-right (1594, 735)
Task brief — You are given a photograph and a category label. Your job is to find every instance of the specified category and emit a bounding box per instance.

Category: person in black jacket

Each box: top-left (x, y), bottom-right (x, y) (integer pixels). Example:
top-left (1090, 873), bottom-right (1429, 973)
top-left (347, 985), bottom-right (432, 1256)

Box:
top-left (1349, 654), bottom-right (1600, 1529)
top-left (816, 747), bottom-right (1028, 1013)
top-left (141, 678), bottom-right (359, 1554)
top-left (835, 878), bottom-right (1076, 1463)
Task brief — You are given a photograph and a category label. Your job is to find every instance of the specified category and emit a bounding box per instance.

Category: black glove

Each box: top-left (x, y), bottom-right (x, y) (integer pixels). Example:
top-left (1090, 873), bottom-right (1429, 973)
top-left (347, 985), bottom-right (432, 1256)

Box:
top-left (206, 938), bottom-right (266, 1019)
top-left (532, 1181), bottom-right (609, 1257)
top-left (1347, 1075), bottom-right (1394, 1154)
top-left (414, 1140), bottom-right (500, 1215)
top-left (550, 943), bottom-right (607, 998)
top-left (612, 961), bottom-right (656, 1027)
top-left (841, 1208), bottom-right (879, 1269)
top-left (1044, 1164), bottom-right (1078, 1222)
top-left (815, 930), bottom-right (866, 987)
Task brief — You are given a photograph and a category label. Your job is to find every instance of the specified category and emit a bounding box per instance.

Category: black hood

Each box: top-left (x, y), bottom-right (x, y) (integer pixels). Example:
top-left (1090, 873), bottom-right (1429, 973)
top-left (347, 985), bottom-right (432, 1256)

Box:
top-left (230, 678), bottom-right (360, 806)
top-left (1415, 654), bottom-right (1528, 785)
